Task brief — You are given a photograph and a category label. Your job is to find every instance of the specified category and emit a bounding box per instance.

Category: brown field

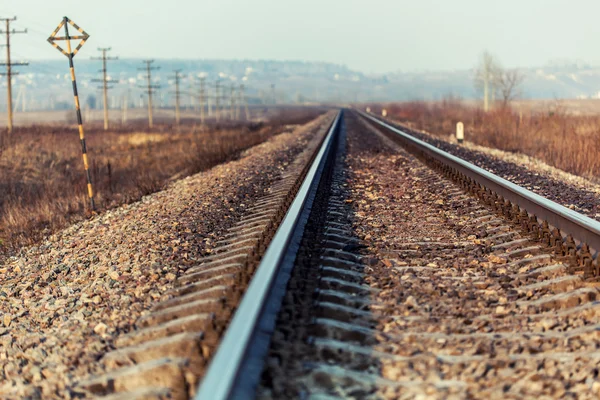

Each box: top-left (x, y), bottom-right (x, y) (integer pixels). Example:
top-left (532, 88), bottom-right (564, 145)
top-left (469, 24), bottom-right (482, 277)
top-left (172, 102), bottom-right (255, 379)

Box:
top-left (0, 107), bottom-right (324, 257)
top-left (369, 100), bottom-right (600, 180)
top-left (0, 104), bottom-right (316, 127)
top-left (511, 98), bottom-right (600, 116)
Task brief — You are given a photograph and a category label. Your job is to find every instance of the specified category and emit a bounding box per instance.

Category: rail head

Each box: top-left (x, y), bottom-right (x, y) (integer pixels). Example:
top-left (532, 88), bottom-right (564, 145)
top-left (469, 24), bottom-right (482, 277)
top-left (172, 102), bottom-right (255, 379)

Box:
top-left (360, 110), bottom-right (600, 263)
top-left (195, 110), bottom-right (342, 400)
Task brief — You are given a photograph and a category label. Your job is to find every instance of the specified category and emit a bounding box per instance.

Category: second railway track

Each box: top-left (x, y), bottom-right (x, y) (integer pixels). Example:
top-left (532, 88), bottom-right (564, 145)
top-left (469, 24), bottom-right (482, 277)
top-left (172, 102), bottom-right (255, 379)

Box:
top-left (74, 109), bottom-right (600, 399)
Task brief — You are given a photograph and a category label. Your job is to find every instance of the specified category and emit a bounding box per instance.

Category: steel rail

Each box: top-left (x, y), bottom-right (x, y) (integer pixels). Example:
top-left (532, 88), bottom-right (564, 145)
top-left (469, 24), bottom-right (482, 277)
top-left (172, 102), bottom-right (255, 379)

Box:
top-left (360, 110), bottom-right (600, 264)
top-left (196, 110), bottom-right (342, 400)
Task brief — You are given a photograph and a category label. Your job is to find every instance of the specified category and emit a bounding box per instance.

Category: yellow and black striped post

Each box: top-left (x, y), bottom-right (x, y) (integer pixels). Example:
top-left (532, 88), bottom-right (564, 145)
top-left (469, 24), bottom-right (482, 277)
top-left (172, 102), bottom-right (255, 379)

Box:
top-left (47, 17), bottom-right (95, 211)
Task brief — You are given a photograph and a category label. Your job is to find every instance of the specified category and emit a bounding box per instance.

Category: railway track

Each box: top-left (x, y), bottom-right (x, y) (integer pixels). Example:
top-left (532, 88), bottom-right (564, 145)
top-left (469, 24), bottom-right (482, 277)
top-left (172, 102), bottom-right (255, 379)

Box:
top-left (75, 109), bottom-right (600, 399)
top-left (67, 112), bottom-right (338, 399)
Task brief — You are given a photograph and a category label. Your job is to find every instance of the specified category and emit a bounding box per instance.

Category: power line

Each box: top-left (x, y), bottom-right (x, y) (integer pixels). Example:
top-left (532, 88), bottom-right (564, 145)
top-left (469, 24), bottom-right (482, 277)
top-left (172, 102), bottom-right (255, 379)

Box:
top-left (138, 60), bottom-right (160, 128)
top-left (0, 16), bottom-right (28, 133)
top-left (7, 51), bottom-right (54, 75)
top-left (91, 47), bottom-right (118, 130)
top-left (12, 15), bottom-right (121, 59)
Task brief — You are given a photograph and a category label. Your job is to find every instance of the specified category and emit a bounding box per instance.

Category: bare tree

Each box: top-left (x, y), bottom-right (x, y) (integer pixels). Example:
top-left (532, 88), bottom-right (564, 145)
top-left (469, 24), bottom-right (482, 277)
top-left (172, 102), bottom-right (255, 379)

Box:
top-left (474, 51), bottom-right (501, 112)
top-left (498, 69), bottom-right (525, 108)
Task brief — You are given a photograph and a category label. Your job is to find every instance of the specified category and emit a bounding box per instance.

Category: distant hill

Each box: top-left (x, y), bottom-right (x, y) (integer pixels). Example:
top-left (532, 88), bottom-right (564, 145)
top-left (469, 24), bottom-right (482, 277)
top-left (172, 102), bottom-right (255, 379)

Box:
top-left (381, 63), bottom-right (600, 101)
top-left (4, 59), bottom-right (600, 111)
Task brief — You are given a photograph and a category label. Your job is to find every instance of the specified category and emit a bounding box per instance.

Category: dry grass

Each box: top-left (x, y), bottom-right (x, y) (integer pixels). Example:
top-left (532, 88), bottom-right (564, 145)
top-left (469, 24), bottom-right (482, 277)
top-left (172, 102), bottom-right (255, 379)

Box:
top-left (376, 100), bottom-right (600, 180)
top-left (0, 109), bottom-right (322, 255)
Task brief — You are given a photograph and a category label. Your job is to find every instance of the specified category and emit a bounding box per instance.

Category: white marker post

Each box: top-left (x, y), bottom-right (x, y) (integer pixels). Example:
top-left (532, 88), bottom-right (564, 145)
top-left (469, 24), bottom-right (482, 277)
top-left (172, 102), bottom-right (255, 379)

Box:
top-left (382, 109), bottom-right (387, 117)
top-left (456, 121), bottom-right (464, 144)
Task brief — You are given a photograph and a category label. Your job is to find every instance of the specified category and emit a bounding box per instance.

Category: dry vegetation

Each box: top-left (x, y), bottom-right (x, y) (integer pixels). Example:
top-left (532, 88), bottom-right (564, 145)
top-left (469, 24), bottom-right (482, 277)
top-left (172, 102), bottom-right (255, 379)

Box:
top-left (377, 100), bottom-right (600, 180)
top-left (0, 109), bottom-right (322, 256)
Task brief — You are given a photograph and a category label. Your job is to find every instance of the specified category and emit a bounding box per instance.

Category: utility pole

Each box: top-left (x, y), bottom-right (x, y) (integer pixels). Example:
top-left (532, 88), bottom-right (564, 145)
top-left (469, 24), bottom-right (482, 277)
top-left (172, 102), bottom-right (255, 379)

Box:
top-left (189, 79), bottom-right (196, 112)
top-left (0, 17), bottom-right (28, 133)
top-left (235, 84), bottom-right (241, 120)
top-left (479, 51), bottom-right (498, 113)
top-left (271, 83), bottom-right (276, 105)
top-left (230, 83), bottom-right (235, 121)
top-left (122, 88), bottom-right (130, 124)
top-left (16, 84), bottom-right (26, 112)
top-left (240, 84), bottom-right (250, 121)
top-left (91, 47), bottom-right (118, 130)
top-left (215, 79), bottom-right (221, 122)
top-left (170, 69), bottom-right (182, 125)
top-left (207, 85), bottom-right (213, 118)
top-left (14, 85), bottom-right (22, 111)
top-left (198, 76), bottom-right (205, 124)
top-left (138, 60), bottom-right (160, 128)
top-left (484, 75), bottom-right (489, 113)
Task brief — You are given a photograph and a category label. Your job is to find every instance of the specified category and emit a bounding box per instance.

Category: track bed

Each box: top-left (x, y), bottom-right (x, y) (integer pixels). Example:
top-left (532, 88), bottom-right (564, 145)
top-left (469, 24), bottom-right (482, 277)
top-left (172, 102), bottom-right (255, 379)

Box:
top-left (256, 111), bottom-right (600, 399)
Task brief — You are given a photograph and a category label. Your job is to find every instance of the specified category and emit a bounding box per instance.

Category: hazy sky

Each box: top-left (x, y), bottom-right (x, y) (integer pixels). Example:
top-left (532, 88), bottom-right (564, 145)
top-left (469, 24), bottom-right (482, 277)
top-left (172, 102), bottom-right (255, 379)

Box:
top-left (0, 0), bottom-right (598, 73)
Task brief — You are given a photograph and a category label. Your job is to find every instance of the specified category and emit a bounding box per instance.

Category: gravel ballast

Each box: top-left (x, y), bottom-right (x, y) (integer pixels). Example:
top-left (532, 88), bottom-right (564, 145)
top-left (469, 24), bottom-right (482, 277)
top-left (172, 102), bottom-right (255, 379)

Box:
top-left (259, 111), bottom-right (600, 399)
top-left (381, 116), bottom-right (600, 219)
top-left (0, 114), bottom-right (330, 398)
